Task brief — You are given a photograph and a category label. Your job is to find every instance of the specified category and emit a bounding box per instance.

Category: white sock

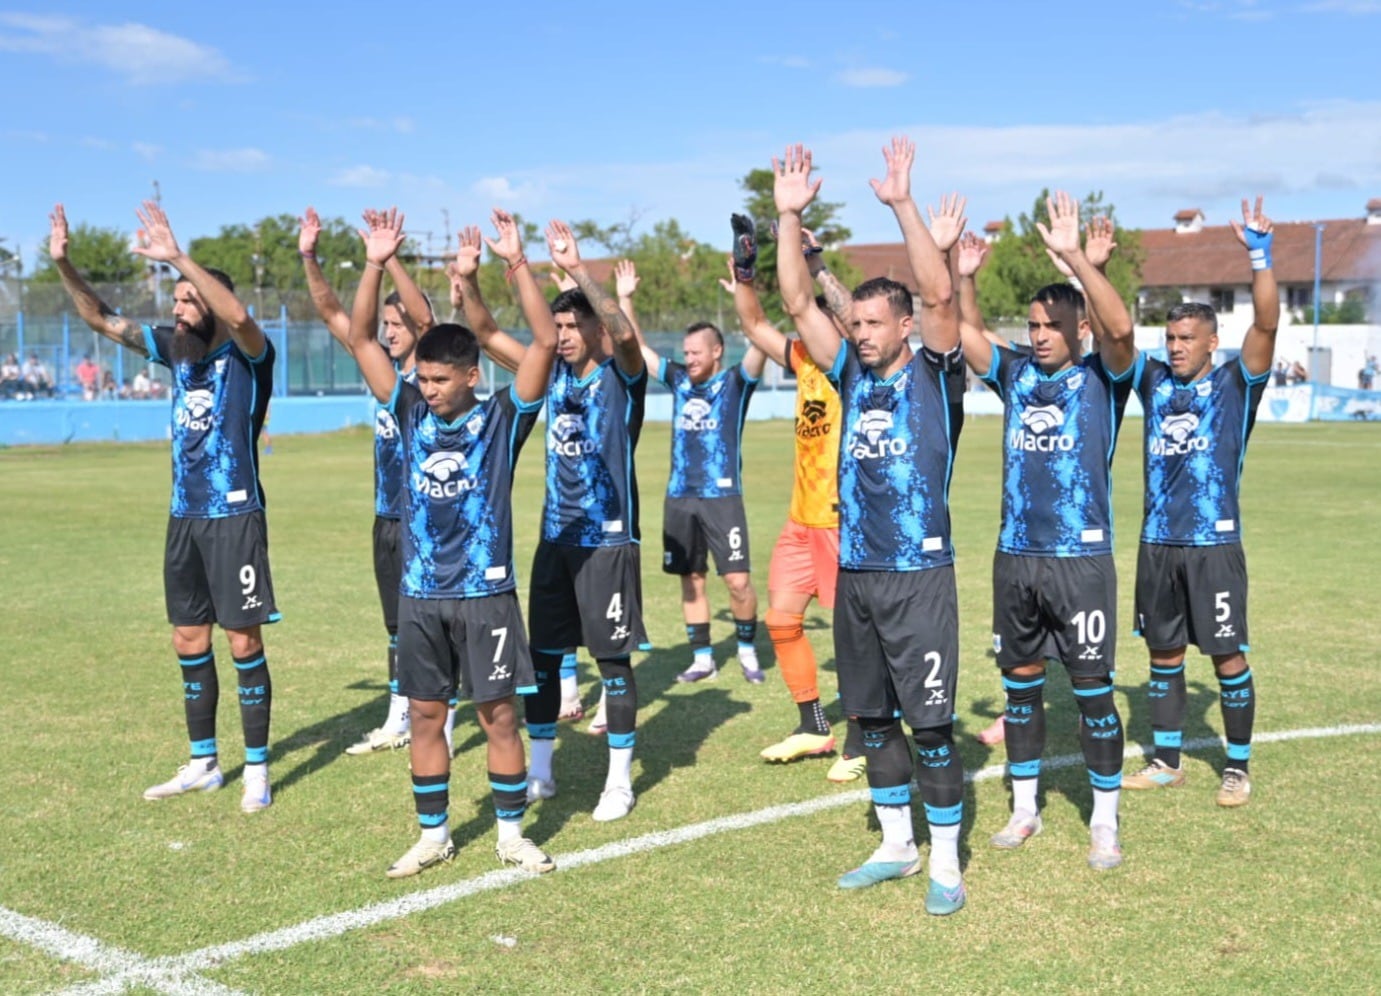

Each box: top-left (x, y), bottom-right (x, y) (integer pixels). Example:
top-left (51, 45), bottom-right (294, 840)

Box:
top-left (605, 745), bottom-right (633, 791)
top-left (384, 694), bottom-right (410, 734)
top-left (738, 644), bottom-right (759, 667)
top-left (243, 762), bottom-right (267, 782)
top-left (560, 673), bottom-right (579, 702)
top-left (1013, 778), bottom-right (1039, 815)
top-left (422, 822), bottom-right (449, 844)
top-left (1091, 787), bottom-right (1120, 830)
top-left (928, 823), bottom-right (962, 885)
top-left (875, 803), bottom-right (915, 851)
top-left (529, 739), bottom-right (555, 783)
top-left (189, 755), bottom-right (218, 773)
top-left (693, 648), bottom-right (714, 670)
top-left (443, 706), bottom-right (456, 755)
top-left (496, 818), bottom-right (522, 844)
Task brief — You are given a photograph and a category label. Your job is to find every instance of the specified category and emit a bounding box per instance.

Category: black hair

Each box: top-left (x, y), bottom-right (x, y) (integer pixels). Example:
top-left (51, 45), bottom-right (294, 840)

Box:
top-left (550, 289), bottom-right (596, 322)
top-left (1166, 301), bottom-right (1219, 333)
top-left (415, 323), bottom-right (480, 368)
top-left (852, 277), bottom-right (913, 319)
top-left (684, 321), bottom-right (724, 347)
top-left (1030, 282), bottom-right (1086, 317)
top-left (175, 268), bottom-right (234, 293)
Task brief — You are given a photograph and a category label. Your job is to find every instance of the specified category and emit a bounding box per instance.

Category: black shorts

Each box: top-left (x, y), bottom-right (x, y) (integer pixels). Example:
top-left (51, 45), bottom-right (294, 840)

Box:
top-left (662, 496), bottom-right (752, 576)
top-left (992, 552), bottom-right (1116, 678)
top-left (834, 568), bottom-right (959, 731)
top-left (372, 515), bottom-right (403, 632)
top-left (164, 511), bottom-right (279, 630)
top-left (528, 540), bottom-right (647, 658)
top-left (1135, 542), bottom-right (1250, 657)
top-left (396, 592), bottom-right (536, 703)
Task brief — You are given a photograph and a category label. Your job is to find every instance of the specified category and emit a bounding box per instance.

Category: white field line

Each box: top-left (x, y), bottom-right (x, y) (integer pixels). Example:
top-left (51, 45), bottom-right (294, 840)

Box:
top-left (12, 720), bottom-right (1377, 996)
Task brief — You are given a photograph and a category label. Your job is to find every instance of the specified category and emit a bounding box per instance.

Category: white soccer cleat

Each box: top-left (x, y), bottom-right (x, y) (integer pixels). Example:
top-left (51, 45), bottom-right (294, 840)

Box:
top-left (526, 777), bottom-right (557, 803)
top-left (495, 836), bottom-right (556, 874)
top-left (592, 785), bottom-right (636, 822)
top-left (386, 834), bottom-right (456, 879)
top-left (241, 771), bottom-right (272, 813)
top-left (143, 761), bottom-right (223, 801)
top-left (345, 727), bottom-right (411, 756)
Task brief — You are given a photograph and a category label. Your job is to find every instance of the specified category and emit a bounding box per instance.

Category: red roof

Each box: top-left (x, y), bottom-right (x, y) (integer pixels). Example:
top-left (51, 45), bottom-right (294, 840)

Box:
top-left (1139, 218), bottom-right (1381, 287)
top-left (838, 243), bottom-right (918, 289)
top-left (1174, 208), bottom-right (1203, 222)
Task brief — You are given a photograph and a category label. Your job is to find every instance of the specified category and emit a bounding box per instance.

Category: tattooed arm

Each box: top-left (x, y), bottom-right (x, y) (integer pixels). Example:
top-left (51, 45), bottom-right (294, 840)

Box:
top-left (802, 227), bottom-right (854, 331)
top-left (548, 219), bottom-right (645, 378)
top-left (48, 204), bottom-right (149, 356)
top-left (298, 206), bottom-right (351, 344)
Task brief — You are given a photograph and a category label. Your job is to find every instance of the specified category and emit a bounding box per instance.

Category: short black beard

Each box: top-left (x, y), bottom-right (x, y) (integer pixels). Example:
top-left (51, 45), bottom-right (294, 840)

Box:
top-left (169, 321), bottom-right (215, 365)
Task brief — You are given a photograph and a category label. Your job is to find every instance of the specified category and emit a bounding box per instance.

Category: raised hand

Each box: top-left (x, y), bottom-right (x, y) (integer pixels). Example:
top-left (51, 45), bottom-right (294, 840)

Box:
top-left (299, 206), bottom-right (323, 256)
top-left (956, 231), bottom-right (990, 278)
top-left (445, 262), bottom-right (465, 311)
top-left (485, 208), bottom-right (524, 264)
top-left (1229, 196), bottom-right (1274, 270)
top-left (801, 226), bottom-right (824, 257)
top-left (132, 200), bottom-right (183, 263)
top-left (546, 219), bottom-right (581, 272)
top-left (731, 212), bottom-right (757, 282)
top-left (48, 204), bottom-right (70, 261)
top-left (1035, 190), bottom-right (1081, 257)
top-left (1083, 216), bottom-right (1117, 269)
top-left (868, 136), bottom-right (915, 207)
top-left (925, 192), bottom-right (968, 253)
top-left (453, 225), bottom-right (483, 278)
top-left (614, 259), bottom-right (640, 298)
top-left (550, 268), bottom-right (578, 292)
top-left (718, 257), bottom-right (736, 295)
top-left (359, 206), bottom-right (405, 266)
top-left (772, 144), bottom-right (822, 215)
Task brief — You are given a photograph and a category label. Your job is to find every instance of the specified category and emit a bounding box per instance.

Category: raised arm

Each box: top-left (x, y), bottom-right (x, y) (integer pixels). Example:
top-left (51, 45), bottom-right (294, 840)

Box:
top-left (616, 259), bottom-right (659, 372)
top-left (1037, 191), bottom-right (1133, 374)
top-left (954, 232), bottom-right (1000, 376)
top-left (298, 206), bottom-right (350, 344)
top-left (774, 145), bottom-right (841, 372)
top-left (48, 204), bottom-right (148, 357)
top-left (346, 208), bottom-right (405, 403)
top-left (487, 208), bottom-right (558, 396)
top-left (802, 226), bottom-right (854, 331)
top-left (454, 217), bottom-right (524, 374)
top-left (870, 137), bottom-right (958, 353)
top-left (1230, 196), bottom-right (1280, 377)
top-left (1044, 215), bottom-right (1117, 342)
top-left (548, 219), bottom-right (644, 378)
top-left (729, 220), bottom-right (791, 368)
top-left (133, 200), bottom-right (266, 358)
top-left (385, 256), bottom-right (434, 335)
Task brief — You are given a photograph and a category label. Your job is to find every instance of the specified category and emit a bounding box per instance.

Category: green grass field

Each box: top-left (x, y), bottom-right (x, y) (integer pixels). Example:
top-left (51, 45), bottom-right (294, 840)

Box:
top-left (1, 416), bottom-right (1378, 995)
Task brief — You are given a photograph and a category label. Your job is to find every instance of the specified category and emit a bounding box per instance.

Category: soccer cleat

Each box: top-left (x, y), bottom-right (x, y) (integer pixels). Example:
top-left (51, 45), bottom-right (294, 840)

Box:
top-left (826, 754), bottom-right (867, 783)
top-left (143, 761), bottom-right (224, 801)
top-left (344, 727), bottom-right (411, 756)
top-left (990, 809), bottom-right (1043, 849)
top-left (676, 659), bottom-right (718, 683)
top-left (240, 773), bottom-right (272, 814)
top-left (1123, 758), bottom-right (1186, 790)
top-left (1216, 768), bottom-right (1252, 808)
top-left (526, 777), bottom-right (557, 803)
top-left (1087, 824), bottom-right (1123, 870)
top-left (386, 835), bottom-right (456, 878)
top-left (837, 852), bottom-right (922, 890)
top-left (760, 731), bottom-right (836, 763)
top-left (976, 715), bottom-right (1006, 746)
top-left (925, 877), bottom-right (967, 916)
top-left (495, 836), bottom-right (556, 874)
top-left (592, 785), bottom-right (636, 822)
top-left (739, 659), bottom-right (766, 684)
top-left (558, 696), bottom-right (585, 722)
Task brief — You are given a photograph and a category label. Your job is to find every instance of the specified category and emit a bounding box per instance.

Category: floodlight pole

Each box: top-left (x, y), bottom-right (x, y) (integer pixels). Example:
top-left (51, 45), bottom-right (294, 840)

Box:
top-left (1311, 222), bottom-right (1324, 383)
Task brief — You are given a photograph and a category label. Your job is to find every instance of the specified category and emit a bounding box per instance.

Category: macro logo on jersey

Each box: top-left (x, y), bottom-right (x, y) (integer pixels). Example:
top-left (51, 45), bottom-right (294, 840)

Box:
top-left (414, 450), bottom-right (475, 499)
top-left (797, 399), bottom-right (831, 439)
top-left (677, 397), bottom-right (718, 431)
top-left (375, 408), bottom-right (399, 441)
top-left (788, 341), bottom-right (842, 529)
top-left (549, 413), bottom-right (595, 456)
top-left (1150, 410), bottom-right (1209, 456)
top-left (850, 409), bottom-right (907, 459)
top-left (177, 389), bottom-right (217, 431)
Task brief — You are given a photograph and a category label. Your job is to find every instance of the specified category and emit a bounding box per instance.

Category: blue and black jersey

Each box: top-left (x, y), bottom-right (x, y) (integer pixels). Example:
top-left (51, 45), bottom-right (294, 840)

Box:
top-left (373, 368), bottom-right (417, 519)
top-left (1135, 355), bottom-right (1267, 547)
top-left (827, 343), bottom-right (965, 572)
top-left (390, 381), bottom-right (541, 599)
top-left (145, 326), bottom-right (273, 520)
top-left (541, 358), bottom-right (647, 548)
top-left (981, 346), bottom-right (1132, 557)
top-left (658, 359), bottom-right (758, 499)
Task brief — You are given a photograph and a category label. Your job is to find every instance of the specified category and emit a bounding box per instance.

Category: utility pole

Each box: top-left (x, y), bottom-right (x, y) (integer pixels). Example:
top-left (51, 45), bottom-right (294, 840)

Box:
top-left (440, 208), bottom-right (451, 257)
top-left (151, 180), bottom-right (166, 313)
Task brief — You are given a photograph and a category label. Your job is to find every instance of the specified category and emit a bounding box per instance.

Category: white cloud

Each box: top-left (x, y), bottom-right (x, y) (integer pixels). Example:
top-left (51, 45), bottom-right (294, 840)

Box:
top-left (329, 165), bottom-right (392, 188)
top-left (835, 67), bottom-right (909, 88)
top-left (80, 136), bottom-right (116, 150)
top-left (132, 141), bottom-right (161, 162)
top-left (1300, 0), bottom-right (1381, 11)
top-left (190, 147), bottom-right (270, 172)
top-left (344, 116), bottom-right (416, 134)
top-left (470, 176), bottom-right (544, 204)
top-left (0, 13), bottom-right (240, 85)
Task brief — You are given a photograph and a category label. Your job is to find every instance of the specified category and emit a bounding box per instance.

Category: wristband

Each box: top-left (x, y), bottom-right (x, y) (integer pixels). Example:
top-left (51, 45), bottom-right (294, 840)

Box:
top-left (299, 250), bottom-right (317, 260)
top-left (505, 256), bottom-right (528, 281)
top-left (1243, 227), bottom-right (1273, 271)
top-left (365, 260), bottom-right (385, 272)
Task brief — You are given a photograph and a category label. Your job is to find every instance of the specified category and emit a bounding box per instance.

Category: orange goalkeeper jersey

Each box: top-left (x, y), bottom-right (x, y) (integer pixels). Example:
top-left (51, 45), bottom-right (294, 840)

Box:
top-left (787, 339), bottom-right (841, 529)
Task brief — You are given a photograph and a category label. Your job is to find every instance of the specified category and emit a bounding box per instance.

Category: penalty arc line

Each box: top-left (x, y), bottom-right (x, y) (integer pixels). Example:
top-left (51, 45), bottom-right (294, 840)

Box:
top-left (24, 720), bottom-right (1381, 996)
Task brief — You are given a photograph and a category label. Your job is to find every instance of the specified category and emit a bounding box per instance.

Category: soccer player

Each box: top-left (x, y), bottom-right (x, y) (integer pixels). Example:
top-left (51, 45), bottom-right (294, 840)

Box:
top-left (953, 191), bottom-right (1135, 870)
top-left (732, 219), bottom-right (867, 780)
top-left (777, 139), bottom-right (967, 914)
top-left (614, 259), bottom-right (768, 684)
top-left (456, 213), bottom-right (648, 822)
top-left (297, 206), bottom-right (443, 756)
top-left (1122, 197), bottom-right (1279, 807)
top-left (49, 201), bottom-right (279, 813)
top-left (347, 206), bottom-right (557, 877)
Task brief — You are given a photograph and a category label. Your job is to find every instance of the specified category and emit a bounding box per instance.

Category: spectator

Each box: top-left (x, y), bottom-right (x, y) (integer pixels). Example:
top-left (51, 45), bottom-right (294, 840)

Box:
top-left (75, 353), bottom-right (99, 400)
top-left (0, 354), bottom-right (20, 399)
top-left (22, 353), bottom-right (54, 398)
top-left (1272, 359), bottom-right (1288, 387)
top-left (131, 366), bottom-right (152, 399)
top-left (100, 367), bottom-right (117, 400)
top-left (1360, 354), bottom-right (1377, 391)
top-left (1290, 360), bottom-right (1308, 384)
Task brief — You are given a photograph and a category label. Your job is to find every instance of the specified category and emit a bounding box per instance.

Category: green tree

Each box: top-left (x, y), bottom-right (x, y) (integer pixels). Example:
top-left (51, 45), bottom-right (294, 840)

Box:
top-left (975, 190), bottom-right (1143, 322)
top-left (31, 222), bottom-right (143, 284)
top-left (1138, 286), bottom-right (1185, 325)
top-left (738, 166), bottom-right (854, 321)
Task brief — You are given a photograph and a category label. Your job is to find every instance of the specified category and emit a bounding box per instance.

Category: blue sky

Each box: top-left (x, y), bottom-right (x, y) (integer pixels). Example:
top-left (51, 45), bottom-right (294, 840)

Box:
top-left (2, 0), bottom-right (1379, 270)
